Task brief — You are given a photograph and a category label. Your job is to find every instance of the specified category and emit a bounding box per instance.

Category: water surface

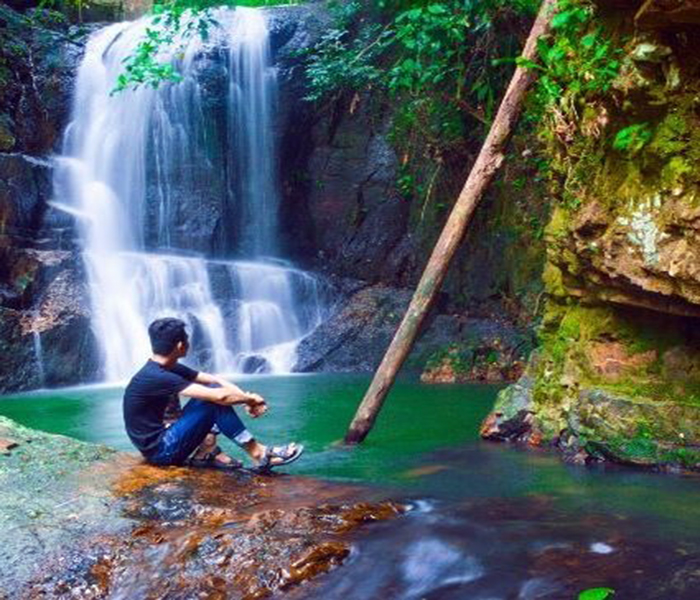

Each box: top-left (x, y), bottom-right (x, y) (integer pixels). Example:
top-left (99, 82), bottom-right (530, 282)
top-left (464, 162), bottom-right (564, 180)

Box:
top-left (2, 374), bottom-right (699, 598)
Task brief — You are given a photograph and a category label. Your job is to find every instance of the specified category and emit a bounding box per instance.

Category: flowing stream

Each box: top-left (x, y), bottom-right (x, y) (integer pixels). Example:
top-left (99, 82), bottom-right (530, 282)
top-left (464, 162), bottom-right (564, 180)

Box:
top-left (53, 7), bottom-right (324, 380)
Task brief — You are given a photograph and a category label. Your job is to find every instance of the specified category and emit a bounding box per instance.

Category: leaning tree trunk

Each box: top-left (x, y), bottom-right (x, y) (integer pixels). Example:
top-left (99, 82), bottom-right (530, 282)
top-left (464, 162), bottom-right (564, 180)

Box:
top-left (344, 0), bottom-right (558, 444)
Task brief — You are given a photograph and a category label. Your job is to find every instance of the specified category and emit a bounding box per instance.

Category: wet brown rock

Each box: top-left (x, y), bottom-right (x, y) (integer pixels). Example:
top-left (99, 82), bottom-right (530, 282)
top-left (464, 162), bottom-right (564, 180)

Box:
top-left (421, 341), bottom-right (526, 385)
top-left (635, 0), bottom-right (700, 29)
top-left (585, 341), bottom-right (657, 381)
top-left (0, 437), bottom-right (19, 454)
top-left (421, 359), bottom-right (459, 384)
top-left (282, 541), bottom-right (351, 588)
top-left (480, 409), bottom-right (535, 443)
top-left (23, 461), bottom-right (406, 600)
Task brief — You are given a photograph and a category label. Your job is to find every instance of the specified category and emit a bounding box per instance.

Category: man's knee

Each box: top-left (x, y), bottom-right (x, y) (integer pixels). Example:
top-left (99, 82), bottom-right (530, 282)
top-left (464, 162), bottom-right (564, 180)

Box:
top-left (184, 399), bottom-right (220, 421)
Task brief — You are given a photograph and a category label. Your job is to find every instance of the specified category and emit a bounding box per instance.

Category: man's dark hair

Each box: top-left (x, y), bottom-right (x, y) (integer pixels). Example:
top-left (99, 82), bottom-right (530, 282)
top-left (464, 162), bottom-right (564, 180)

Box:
top-left (148, 318), bottom-right (188, 355)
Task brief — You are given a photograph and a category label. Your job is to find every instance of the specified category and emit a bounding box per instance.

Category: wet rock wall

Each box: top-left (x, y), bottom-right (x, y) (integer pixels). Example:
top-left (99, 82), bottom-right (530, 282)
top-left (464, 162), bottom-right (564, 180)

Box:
top-left (0, 4), bottom-right (98, 391)
top-left (482, 0), bottom-right (700, 471)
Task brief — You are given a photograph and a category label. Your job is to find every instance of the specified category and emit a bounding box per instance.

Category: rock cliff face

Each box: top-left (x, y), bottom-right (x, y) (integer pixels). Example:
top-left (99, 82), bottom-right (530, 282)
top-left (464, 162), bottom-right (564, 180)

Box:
top-left (0, 5), bottom-right (98, 391)
top-left (482, 0), bottom-right (700, 471)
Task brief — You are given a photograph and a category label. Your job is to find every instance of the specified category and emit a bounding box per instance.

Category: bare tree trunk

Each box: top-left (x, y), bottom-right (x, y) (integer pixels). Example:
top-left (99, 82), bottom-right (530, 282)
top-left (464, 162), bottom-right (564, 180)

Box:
top-left (344, 0), bottom-right (557, 444)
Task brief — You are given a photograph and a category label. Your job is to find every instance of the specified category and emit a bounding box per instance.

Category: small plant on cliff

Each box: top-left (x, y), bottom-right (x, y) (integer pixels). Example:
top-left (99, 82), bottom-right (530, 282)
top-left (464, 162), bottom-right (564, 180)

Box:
top-left (303, 13), bottom-right (387, 103)
top-left (541, 2), bottom-right (619, 96)
top-left (520, 0), bottom-right (622, 208)
top-left (612, 123), bottom-right (653, 155)
top-left (526, 0), bottom-right (621, 121)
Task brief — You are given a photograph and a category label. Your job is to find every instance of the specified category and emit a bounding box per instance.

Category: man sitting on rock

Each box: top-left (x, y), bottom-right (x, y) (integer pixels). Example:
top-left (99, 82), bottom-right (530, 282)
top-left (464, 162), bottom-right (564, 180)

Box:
top-left (123, 317), bottom-right (303, 471)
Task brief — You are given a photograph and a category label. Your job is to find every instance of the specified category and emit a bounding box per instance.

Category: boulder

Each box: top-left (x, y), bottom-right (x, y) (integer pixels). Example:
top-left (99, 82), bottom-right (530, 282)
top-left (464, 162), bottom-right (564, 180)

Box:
top-left (294, 280), bottom-right (531, 375)
top-left (0, 249), bottom-right (99, 392)
top-left (240, 354), bottom-right (272, 374)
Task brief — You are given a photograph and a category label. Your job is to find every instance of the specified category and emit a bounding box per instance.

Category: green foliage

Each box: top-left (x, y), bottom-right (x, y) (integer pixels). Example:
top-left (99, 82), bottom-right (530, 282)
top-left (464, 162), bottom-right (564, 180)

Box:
top-left (307, 0), bottom-right (534, 118)
top-left (303, 20), bottom-right (387, 102)
top-left (612, 123), bottom-right (653, 155)
top-left (114, 1), bottom-right (212, 92)
top-left (578, 588), bottom-right (615, 600)
top-left (522, 0), bottom-right (623, 209)
top-left (531, 0), bottom-right (621, 108)
top-left (305, 0), bottom-right (537, 222)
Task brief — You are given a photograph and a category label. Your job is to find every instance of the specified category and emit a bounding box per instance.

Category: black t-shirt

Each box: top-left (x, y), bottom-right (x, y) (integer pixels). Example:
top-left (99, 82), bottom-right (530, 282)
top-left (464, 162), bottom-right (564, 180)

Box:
top-left (123, 360), bottom-right (199, 456)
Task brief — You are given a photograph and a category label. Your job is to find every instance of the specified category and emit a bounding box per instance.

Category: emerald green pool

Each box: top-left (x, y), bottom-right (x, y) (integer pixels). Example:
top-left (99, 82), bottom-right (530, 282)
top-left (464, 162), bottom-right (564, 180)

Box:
top-left (2, 374), bottom-right (699, 598)
top-left (0, 374), bottom-right (493, 483)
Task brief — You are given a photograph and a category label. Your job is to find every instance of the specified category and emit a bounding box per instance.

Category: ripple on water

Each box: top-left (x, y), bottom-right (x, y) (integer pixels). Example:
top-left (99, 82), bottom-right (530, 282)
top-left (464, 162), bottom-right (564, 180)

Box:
top-left (402, 538), bottom-right (484, 599)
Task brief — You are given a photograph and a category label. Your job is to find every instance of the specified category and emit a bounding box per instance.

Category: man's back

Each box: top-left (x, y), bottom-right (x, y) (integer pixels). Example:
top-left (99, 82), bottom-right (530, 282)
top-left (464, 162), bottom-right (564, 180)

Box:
top-left (123, 360), bottom-right (198, 457)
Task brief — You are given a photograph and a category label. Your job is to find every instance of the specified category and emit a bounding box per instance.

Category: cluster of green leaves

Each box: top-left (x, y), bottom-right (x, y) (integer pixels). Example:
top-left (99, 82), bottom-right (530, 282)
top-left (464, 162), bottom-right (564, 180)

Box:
top-left (612, 123), bottom-right (653, 155)
top-left (526, 0), bottom-right (621, 110)
top-left (114, 0), bottom-right (301, 93)
top-left (303, 5), bottom-right (388, 102)
top-left (579, 588), bottom-right (615, 600)
top-left (114, 1), bottom-right (209, 92)
top-left (308, 0), bottom-right (536, 112)
top-left (521, 0), bottom-right (623, 208)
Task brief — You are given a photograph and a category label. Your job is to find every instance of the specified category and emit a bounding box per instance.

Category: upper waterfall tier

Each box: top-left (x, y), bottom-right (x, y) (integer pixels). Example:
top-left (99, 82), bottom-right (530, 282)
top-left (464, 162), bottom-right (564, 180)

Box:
top-left (53, 7), bottom-right (325, 379)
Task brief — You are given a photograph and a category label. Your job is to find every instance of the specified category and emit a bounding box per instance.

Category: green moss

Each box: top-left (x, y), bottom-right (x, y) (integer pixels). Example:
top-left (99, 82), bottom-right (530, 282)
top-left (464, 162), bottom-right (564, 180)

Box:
top-left (660, 156), bottom-right (692, 189)
top-left (598, 435), bottom-right (700, 470)
top-left (485, 4), bottom-right (700, 471)
top-left (648, 110), bottom-right (691, 159)
top-left (542, 263), bottom-right (567, 298)
top-left (661, 447), bottom-right (700, 469)
top-left (544, 206), bottom-right (570, 240)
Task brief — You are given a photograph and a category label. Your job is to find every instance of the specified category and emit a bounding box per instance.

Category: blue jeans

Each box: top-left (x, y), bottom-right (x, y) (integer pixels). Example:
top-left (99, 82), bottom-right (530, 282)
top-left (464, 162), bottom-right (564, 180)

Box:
top-left (148, 399), bottom-right (248, 466)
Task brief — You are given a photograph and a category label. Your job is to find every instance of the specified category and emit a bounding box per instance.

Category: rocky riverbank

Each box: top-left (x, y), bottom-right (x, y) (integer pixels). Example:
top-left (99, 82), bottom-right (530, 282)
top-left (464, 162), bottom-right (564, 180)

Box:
top-left (0, 415), bottom-right (405, 599)
top-left (294, 278), bottom-right (533, 381)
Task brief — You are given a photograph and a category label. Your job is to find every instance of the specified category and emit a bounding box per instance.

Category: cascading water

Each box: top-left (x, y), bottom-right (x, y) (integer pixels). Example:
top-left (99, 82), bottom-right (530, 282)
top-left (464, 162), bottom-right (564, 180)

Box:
top-left (53, 8), bottom-right (324, 380)
top-left (32, 330), bottom-right (46, 388)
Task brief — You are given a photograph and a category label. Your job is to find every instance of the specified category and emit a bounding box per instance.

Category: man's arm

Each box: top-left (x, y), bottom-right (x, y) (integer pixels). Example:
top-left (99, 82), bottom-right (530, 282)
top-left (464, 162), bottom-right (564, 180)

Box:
top-left (181, 373), bottom-right (268, 416)
top-left (179, 382), bottom-right (256, 407)
top-left (195, 371), bottom-right (245, 395)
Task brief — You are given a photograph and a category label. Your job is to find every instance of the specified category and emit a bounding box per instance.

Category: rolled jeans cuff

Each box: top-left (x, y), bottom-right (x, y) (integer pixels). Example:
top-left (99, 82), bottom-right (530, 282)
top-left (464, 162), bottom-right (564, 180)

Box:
top-left (233, 429), bottom-right (253, 445)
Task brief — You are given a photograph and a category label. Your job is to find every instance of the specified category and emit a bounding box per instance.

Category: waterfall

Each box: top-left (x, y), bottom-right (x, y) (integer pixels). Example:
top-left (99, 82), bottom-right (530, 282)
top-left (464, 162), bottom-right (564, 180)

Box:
top-left (53, 8), bottom-right (324, 380)
top-left (33, 331), bottom-right (46, 388)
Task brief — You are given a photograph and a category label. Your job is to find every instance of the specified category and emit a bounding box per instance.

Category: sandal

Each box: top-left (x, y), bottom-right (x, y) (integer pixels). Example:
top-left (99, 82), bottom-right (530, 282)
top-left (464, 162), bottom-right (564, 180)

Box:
top-left (188, 446), bottom-right (243, 472)
top-left (256, 442), bottom-right (304, 473)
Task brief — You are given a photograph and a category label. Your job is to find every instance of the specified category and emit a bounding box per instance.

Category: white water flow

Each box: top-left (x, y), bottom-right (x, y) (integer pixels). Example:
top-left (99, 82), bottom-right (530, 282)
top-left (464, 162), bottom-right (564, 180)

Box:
top-left (53, 8), bottom-right (324, 380)
top-left (33, 331), bottom-right (46, 387)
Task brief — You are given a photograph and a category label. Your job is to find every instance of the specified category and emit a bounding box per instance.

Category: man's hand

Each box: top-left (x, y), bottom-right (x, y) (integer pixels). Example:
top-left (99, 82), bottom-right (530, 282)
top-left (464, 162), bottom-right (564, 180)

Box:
top-left (244, 392), bottom-right (267, 418)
